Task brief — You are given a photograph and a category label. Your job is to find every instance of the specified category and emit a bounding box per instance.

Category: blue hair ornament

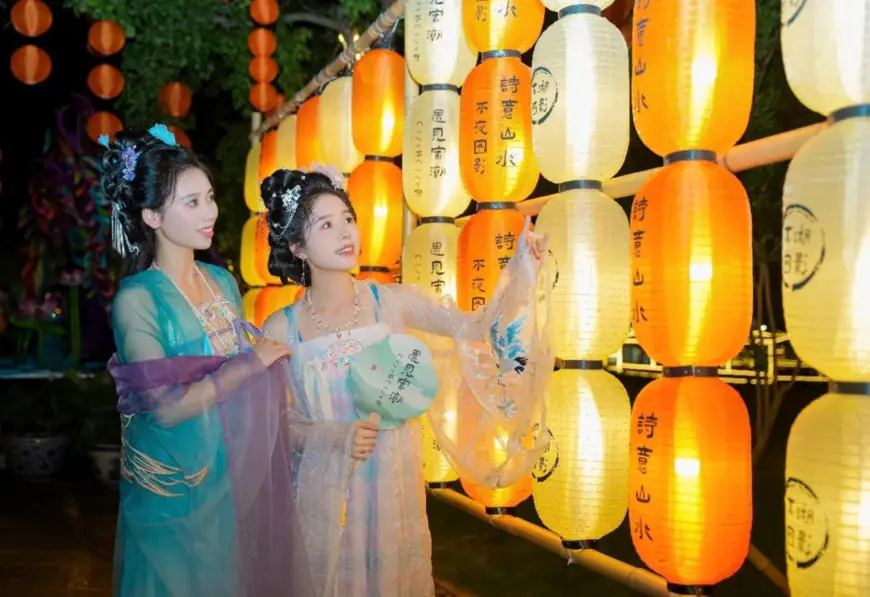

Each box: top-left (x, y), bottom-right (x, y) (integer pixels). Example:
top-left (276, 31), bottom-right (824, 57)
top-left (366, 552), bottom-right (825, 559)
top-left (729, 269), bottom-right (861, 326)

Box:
top-left (97, 134), bottom-right (110, 148)
top-left (148, 123), bottom-right (177, 146)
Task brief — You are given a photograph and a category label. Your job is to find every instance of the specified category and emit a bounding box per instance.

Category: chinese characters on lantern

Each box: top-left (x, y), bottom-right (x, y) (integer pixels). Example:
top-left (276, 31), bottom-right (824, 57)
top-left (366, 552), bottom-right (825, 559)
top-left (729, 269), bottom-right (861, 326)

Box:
top-left (633, 0), bottom-right (651, 114)
top-left (431, 109), bottom-right (448, 178)
top-left (633, 410), bottom-right (658, 543)
top-left (781, 204), bottom-right (824, 292)
top-left (784, 477), bottom-right (827, 569)
top-left (412, 119), bottom-right (425, 199)
top-left (631, 195), bottom-right (648, 326)
top-left (530, 66), bottom-right (557, 125)
top-left (430, 241), bottom-right (447, 294)
top-left (474, 100), bottom-right (489, 175)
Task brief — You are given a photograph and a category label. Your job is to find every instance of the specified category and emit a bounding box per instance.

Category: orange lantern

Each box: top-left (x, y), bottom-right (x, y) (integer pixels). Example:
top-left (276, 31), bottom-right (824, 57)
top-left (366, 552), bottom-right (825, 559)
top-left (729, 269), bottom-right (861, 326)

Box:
top-left (347, 159), bottom-right (404, 270)
top-left (462, 0), bottom-right (544, 54)
top-left (631, 0), bottom-right (755, 157)
top-left (296, 95), bottom-right (323, 170)
top-left (10, 44), bottom-right (51, 85)
top-left (254, 285), bottom-right (304, 328)
top-left (357, 267), bottom-right (395, 284)
top-left (86, 111), bottom-right (123, 143)
top-left (87, 64), bottom-right (125, 100)
top-left (169, 126), bottom-right (192, 150)
top-left (462, 474), bottom-right (533, 515)
top-left (457, 206), bottom-right (525, 312)
top-left (250, 0), bottom-right (279, 26)
top-left (630, 159), bottom-right (752, 367)
top-left (267, 93), bottom-right (285, 119)
top-left (629, 375), bottom-right (752, 587)
top-left (250, 82), bottom-right (278, 113)
top-left (158, 82), bottom-right (192, 119)
top-left (249, 56), bottom-right (278, 83)
top-left (248, 28), bottom-right (277, 56)
top-left (88, 20), bottom-right (125, 56)
top-left (255, 214), bottom-right (281, 285)
top-left (11, 0), bottom-right (52, 38)
top-left (460, 55), bottom-right (539, 204)
top-left (259, 130), bottom-right (279, 181)
top-left (351, 48), bottom-right (405, 158)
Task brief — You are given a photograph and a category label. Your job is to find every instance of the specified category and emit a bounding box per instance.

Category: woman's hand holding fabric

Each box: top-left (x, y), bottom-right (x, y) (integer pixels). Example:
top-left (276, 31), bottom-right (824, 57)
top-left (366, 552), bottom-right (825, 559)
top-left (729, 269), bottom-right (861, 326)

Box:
top-left (252, 337), bottom-right (293, 368)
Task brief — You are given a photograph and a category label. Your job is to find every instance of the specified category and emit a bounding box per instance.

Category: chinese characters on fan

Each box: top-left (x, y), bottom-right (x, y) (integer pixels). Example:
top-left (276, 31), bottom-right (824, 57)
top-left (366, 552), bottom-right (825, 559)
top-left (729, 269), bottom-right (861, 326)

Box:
top-left (376, 349), bottom-right (423, 407)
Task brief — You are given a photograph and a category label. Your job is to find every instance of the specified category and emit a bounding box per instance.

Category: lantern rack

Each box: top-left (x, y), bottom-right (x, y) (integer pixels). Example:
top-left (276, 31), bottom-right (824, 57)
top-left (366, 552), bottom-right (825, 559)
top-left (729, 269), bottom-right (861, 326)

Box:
top-left (251, 0), bottom-right (408, 139)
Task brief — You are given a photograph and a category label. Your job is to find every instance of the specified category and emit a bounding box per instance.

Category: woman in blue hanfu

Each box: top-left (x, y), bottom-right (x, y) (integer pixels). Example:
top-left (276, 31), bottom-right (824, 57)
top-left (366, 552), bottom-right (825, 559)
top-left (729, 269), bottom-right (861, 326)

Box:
top-left (102, 126), bottom-right (313, 597)
top-left (261, 167), bottom-right (554, 597)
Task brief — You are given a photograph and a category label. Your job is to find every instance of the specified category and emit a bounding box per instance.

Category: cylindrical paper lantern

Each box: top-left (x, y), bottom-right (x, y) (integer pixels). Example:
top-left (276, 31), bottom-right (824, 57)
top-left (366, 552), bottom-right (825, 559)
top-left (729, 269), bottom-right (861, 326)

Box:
top-left (250, 82), bottom-right (278, 113)
top-left (158, 82), bottom-right (192, 119)
top-left (250, 0), bottom-right (279, 26)
top-left (458, 206), bottom-right (525, 312)
top-left (10, 44), bottom-right (51, 85)
top-left (347, 159), bottom-right (404, 269)
top-left (87, 64), bottom-right (125, 100)
top-left (781, 0), bottom-right (870, 116)
top-left (420, 409), bottom-right (459, 485)
top-left (534, 367), bottom-right (629, 544)
top-left (242, 288), bottom-right (262, 322)
top-left (535, 188), bottom-right (629, 359)
top-left (629, 375), bottom-right (752, 587)
top-left (785, 389), bottom-right (870, 597)
top-left (248, 28), bottom-right (277, 56)
top-left (631, 0), bottom-right (755, 157)
top-left (296, 95), bottom-right (323, 170)
top-left (460, 56), bottom-right (539, 204)
top-left (462, 0), bottom-right (545, 54)
top-left (782, 116), bottom-right (870, 382)
top-left (405, 0), bottom-right (477, 87)
top-left (319, 74), bottom-right (364, 173)
top-left (275, 114), bottom-right (297, 171)
top-left (531, 6), bottom-right (629, 183)
top-left (259, 130), bottom-right (279, 182)
top-left (244, 143), bottom-right (263, 212)
top-left (351, 48), bottom-right (405, 158)
top-left (11, 0), bottom-right (52, 37)
top-left (630, 159), bottom-right (752, 366)
top-left (240, 216), bottom-right (267, 287)
top-left (404, 89), bottom-right (470, 218)
top-left (254, 284), bottom-right (303, 328)
top-left (462, 469), bottom-right (533, 514)
top-left (88, 20), bottom-right (125, 56)
top-left (402, 221), bottom-right (460, 299)
top-left (86, 111), bottom-right (123, 143)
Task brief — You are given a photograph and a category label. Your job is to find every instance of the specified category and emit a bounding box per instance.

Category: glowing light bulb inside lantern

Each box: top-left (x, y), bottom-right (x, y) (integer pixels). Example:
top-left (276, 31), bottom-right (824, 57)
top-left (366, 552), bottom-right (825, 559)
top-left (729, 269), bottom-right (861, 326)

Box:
top-left (380, 109), bottom-right (396, 153)
top-left (688, 51), bottom-right (718, 142)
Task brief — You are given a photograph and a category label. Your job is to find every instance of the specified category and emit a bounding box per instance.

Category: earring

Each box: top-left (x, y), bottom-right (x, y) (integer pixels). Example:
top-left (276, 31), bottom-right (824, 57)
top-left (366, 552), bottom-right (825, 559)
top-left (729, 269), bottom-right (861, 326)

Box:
top-left (302, 259), bottom-right (308, 287)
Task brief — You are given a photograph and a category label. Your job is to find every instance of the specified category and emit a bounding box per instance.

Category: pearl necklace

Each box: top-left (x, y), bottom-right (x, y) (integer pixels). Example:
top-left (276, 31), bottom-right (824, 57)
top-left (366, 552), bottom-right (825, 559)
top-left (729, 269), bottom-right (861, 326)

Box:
top-left (305, 280), bottom-right (361, 341)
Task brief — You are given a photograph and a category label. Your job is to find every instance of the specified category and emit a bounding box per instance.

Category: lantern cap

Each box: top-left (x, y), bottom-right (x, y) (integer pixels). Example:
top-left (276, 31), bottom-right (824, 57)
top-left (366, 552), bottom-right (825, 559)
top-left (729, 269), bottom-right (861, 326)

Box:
top-left (480, 49), bottom-right (521, 61)
top-left (485, 506), bottom-right (516, 516)
top-left (662, 366), bottom-right (719, 378)
top-left (420, 83), bottom-right (459, 94)
top-left (830, 382), bottom-right (870, 396)
top-left (561, 539), bottom-right (599, 550)
top-left (558, 4), bottom-right (602, 18)
top-left (359, 265), bottom-right (391, 273)
top-left (556, 359), bottom-right (603, 370)
top-left (666, 584), bottom-right (712, 596)
top-left (829, 104), bottom-right (870, 124)
top-left (419, 216), bottom-right (456, 225)
top-left (663, 149), bottom-right (717, 165)
top-left (364, 155), bottom-right (395, 163)
top-left (476, 202), bottom-right (518, 211)
top-left (558, 180), bottom-right (602, 193)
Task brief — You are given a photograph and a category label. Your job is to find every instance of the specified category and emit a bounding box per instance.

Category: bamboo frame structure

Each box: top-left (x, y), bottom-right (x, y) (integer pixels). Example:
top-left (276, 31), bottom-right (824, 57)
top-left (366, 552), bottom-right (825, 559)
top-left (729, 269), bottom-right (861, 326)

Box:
top-left (251, 0), bottom-right (407, 139)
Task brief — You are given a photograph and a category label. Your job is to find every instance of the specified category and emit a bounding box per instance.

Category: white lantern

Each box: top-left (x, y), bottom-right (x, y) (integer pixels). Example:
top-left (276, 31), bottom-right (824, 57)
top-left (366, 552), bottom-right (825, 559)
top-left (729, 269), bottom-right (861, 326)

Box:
top-left (403, 89), bottom-right (470, 218)
top-left (531, 5), bottom-right (629, 183)
top-left (781, 0), bottom-right (870, 116)
top-left (405, 0), bottom-right (477, 87)
top-left (275, 113), bottom-right (297, 171)
top-left (244, 143), bottom-right (263, 212)
top-left (402, 220), bottom-right (460, 299)
top-left (319, 75), bottom-right (364, 174)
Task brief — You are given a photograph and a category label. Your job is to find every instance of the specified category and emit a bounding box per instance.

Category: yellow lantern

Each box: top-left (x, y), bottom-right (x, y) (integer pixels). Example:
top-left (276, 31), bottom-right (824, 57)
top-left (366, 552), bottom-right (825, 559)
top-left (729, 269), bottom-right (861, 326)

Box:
top-left (531, 3), bottom-right (629, 183)
top-left (631, 0), bottom-right (755, 157)
top-left (419, 408), bottom-right (459, 486)
top-left (785, 389), bottom-right (870, 597)
top-left (259, 130), bottom-right (278, 182)
top-left (535, 186), bottom-right (629, 359)
top-left (254, 285), bottom-right (304, 328)
top-left (462, 0), bottom-right (545, 54)
top-left (402, 220), bottom-right (460, 299)
top-left (533, 367), bottom-right (629, 545)
top-left (240, 216), bottom-right (267, 287)
top-left (782, 116), bottom-right (870, 382)
top-left (275, 113), bottom-right (297, 171)
top-left (347, 159), bottom-right (404, 269)
top-left (296, 95), bottom-right (323, 170)
top-left (242, 288), bottom-right (262, 322)
top-left (319, 74), bottom-right (364, 174)
top-left (781, 1), bottom-right (870, 116)
top-left (405, 0), bottom-right (477, 87)
top-left (244, 143), bottom-right (263, 212)
top-left (404, 89), bottom-right (470, 218)
top-left (351, 47), bottom-right (405, 158)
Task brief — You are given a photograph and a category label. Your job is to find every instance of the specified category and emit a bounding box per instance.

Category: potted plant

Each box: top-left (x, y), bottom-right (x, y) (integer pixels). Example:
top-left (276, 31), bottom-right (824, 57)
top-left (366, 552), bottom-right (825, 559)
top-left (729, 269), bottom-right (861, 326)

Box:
top-left (67, 372), bottom-right (120, 485)
top-left (0, 380), bottom-right (77, 479)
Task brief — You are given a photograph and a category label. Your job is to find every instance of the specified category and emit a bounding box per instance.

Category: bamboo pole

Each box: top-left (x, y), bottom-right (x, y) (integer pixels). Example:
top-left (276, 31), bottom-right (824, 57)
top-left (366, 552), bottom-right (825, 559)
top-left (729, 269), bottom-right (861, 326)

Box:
top-left (429, 488), bottom-right (670, 597)
top-left (456, 122), bottom-right (824, 226)
top-left (251, 0), bottom-right (407, 139)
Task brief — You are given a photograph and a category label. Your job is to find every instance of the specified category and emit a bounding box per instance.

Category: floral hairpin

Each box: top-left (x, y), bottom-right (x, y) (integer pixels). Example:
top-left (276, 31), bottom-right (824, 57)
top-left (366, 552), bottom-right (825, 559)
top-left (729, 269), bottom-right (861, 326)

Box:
top-left (148, 123), bottom-right (177, 146)
top-left (311, 163), bottom-right (346, 191)
top-left (269, 185), bottom-right (302, 239)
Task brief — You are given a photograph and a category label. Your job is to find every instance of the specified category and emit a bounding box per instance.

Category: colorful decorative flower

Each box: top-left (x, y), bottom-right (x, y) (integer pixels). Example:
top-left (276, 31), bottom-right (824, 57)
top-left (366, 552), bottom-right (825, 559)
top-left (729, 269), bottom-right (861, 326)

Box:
top-left (147, 123), bottom-right (177, 146)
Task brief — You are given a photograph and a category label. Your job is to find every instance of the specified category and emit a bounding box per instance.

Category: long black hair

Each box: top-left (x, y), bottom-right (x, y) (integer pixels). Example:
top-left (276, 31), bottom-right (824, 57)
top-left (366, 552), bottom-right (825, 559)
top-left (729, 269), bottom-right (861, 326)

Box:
top-left (100, 128), bottom-right (210, 274)
top-left (261, 168), bottom-right (355, 287)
